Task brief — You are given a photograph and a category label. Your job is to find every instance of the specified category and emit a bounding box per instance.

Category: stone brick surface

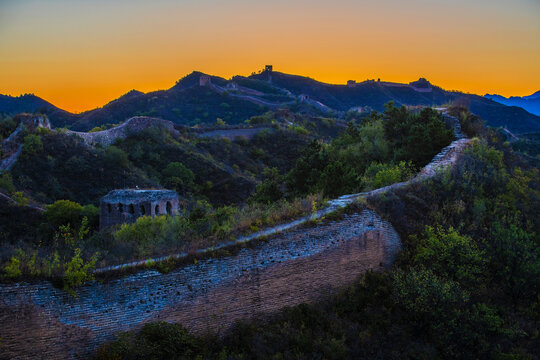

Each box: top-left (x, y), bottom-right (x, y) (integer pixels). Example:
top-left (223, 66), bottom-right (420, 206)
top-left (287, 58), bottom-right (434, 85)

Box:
top-left (0, 210), bottom-right (400, 359)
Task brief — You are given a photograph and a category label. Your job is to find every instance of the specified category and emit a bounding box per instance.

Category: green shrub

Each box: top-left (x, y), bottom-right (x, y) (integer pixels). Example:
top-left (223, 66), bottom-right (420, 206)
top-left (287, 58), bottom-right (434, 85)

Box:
top-left (103, 145), bottom-right (130, 167)
top-left (12, 191), bottom-right (29, 206)
top-left (21, 134), bottom-right (43, 158)
top-left (0, 173), bottom-right (15, 193)
top-left (45, 200), bottom-right (82, 228)
top-left (81, 204), bottom-right (100, 229)
top-left (362, 161), bottom-right (414, 190)
top-left (289, 124), bottom-right (309, 135)
top-left (96, 322), bottom-right (202, 359)
top-left (410, 226), bottom-right (486, 287)
top-left (250, 167), bottom-right (283, 204)
top-left (63, 248), bottom-right (98, 295)
top-left (4, 254), bottom-right (22, 278)
top-left (162, 162), bottom-right (195, 195)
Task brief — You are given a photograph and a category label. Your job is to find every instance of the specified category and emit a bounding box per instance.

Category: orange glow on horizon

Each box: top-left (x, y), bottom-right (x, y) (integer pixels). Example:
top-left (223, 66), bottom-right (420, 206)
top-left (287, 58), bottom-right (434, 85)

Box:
top-left (1, 0), bottom-right (539, 113)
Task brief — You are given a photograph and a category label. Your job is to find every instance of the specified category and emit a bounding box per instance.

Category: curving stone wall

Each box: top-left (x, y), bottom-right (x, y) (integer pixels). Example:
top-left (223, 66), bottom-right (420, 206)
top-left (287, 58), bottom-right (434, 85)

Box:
top-left (65, 116), bottom-right (179, 147)
top-left (0, 113), bottom-right (467, 359)
top-left (0, 210), bottom-right (400, 359)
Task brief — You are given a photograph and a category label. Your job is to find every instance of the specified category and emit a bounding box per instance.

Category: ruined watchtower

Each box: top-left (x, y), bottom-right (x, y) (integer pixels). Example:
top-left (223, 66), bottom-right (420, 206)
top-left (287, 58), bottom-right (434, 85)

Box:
top-left (298, 94), bottom-right (310, 102)
top-left (199, 75), bottom-right (211, 87)
top-left (265, 65), bottom-right (273, 83)
top-left (99, 189), bottom-right (179, 230)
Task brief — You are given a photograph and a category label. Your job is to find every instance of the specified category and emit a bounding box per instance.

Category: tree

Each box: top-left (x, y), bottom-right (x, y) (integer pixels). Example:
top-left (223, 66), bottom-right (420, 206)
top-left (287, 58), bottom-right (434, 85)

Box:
top-left (286, 140), bottom-right (329, 196)
top-left (250, 167), bottom-right (284, 204)
top-left (162, 162), bottom-right (195, 196)
top-left (81, 204), bottom-right (100, 229)
top-left (392, 268), bottom-right (470, 331)
top-left (411, 226), bottom-right (486, 287)
top-left (487, 223), bottom-right (540, 305)
top-left (382, 103), bottom-right (453, 166)
top-left (103, 145), bottom-right (130, 168)
top-left (44, 200), bottom-right (82, 228)
top-left (21, 134), bottom-right (43, 158)
top-left (63, 248), bottom-right (98, 296)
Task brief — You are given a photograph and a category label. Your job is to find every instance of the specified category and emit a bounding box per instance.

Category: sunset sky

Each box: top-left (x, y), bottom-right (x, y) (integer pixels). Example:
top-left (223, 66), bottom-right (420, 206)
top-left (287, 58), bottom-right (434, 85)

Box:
top-left (1, 0), bottom-right (539, 113)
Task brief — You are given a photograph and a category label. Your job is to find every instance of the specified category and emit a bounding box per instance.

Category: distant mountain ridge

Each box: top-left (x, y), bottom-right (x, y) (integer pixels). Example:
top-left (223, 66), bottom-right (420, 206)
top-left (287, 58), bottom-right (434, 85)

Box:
top-left (524, 90), bottom-right (540, 100)
top-left (485, 91), bottom-right (540, 117)
top-left (2, 69), bottom-right (540, 133)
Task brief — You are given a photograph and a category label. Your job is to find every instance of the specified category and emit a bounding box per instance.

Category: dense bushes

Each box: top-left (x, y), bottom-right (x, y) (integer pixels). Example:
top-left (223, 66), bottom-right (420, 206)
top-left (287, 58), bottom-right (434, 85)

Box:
top-left (2, 214), bottom-right (99, 294)
top-left (383, 103), bottom-right (454, 165)
top-left (2, 104), bottom-right (458, 286)
top-left (44, 199), bottom-right (82, 228)
top-left (285, 104), bottom-right (453, 198)
top-left (104, 194), bottom-right (323, 264)
top-left (97, 124), bottom-right (539, 359)
top-left (0, 113), bottom-right (17, 140)
top-left (10, 131), bottom-right (155, 205)
top-left (1, 111), bottom-right (342, 279)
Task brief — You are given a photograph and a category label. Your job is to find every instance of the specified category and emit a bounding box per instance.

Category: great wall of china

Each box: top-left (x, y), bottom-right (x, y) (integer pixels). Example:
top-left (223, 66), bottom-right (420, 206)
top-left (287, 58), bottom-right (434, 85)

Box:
top-left (0, 114), bottom-right (470, 359)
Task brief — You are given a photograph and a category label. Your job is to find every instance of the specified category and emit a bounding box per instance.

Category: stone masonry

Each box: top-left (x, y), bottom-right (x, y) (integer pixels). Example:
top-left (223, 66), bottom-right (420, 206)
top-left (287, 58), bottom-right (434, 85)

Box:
top-left (0, 210), bottom-right (400, 359)
top-left (99, 189), bottom-right (179, 230)
top-left (0, 112), bottom-right (469, 359)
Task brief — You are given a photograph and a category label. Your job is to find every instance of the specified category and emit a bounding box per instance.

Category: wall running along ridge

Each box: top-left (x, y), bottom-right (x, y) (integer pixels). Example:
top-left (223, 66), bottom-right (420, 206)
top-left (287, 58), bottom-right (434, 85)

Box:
top-left (0, 210), bottom-right (400, 359)
top-left (0, 113), bottom-right (469, 359)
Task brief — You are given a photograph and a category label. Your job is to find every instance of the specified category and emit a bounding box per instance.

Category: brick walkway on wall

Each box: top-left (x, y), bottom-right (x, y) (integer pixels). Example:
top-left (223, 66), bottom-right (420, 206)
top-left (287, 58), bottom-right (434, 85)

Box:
top-left (0, 113), bottom-right (469, 359)
top-left (0, 210), bottom-right (400, 359)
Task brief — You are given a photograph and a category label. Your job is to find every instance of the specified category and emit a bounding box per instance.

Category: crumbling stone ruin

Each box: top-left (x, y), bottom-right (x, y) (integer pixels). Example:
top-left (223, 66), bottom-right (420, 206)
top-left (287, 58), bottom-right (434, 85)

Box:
top-left (99, 189), bottom-right (179, 229)
top-left (265, 64), bottom-right (273, 82)
top-left (66, 116), bottom-right (179, 147)
top-left (199, 74), bottom-right (212, 86)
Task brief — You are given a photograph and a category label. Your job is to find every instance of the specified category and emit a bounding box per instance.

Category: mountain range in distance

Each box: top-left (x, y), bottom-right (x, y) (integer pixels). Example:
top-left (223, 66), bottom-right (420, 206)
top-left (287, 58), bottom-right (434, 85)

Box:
top-left (485, 91), bottom-right (540, 117)
top-left (2, 68), bottom-right (540, 134)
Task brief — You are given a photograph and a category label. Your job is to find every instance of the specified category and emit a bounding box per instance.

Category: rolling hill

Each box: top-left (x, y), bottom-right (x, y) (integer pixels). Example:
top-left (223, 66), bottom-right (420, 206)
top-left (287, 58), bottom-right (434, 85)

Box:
top-left (485, 91), bottom-right (540, 117)
top-left (2, 69), bottom-right (540, 133)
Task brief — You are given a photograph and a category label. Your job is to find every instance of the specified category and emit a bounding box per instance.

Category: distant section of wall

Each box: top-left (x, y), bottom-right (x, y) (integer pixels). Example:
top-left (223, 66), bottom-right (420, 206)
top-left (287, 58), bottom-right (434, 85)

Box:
top-left (66, 116), bottom-right (178, 147)
top-left (0, 210), bottom-right (400, 359)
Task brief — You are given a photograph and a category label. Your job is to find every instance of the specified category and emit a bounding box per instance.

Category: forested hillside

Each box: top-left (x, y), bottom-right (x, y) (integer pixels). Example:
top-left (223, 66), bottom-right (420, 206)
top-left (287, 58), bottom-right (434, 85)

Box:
top-left (96, 108), bottom-right (540, 360)
top-left (2, 69), bottom-right (540, 133)
top-left (1, 105), bottom-right (454, 288)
